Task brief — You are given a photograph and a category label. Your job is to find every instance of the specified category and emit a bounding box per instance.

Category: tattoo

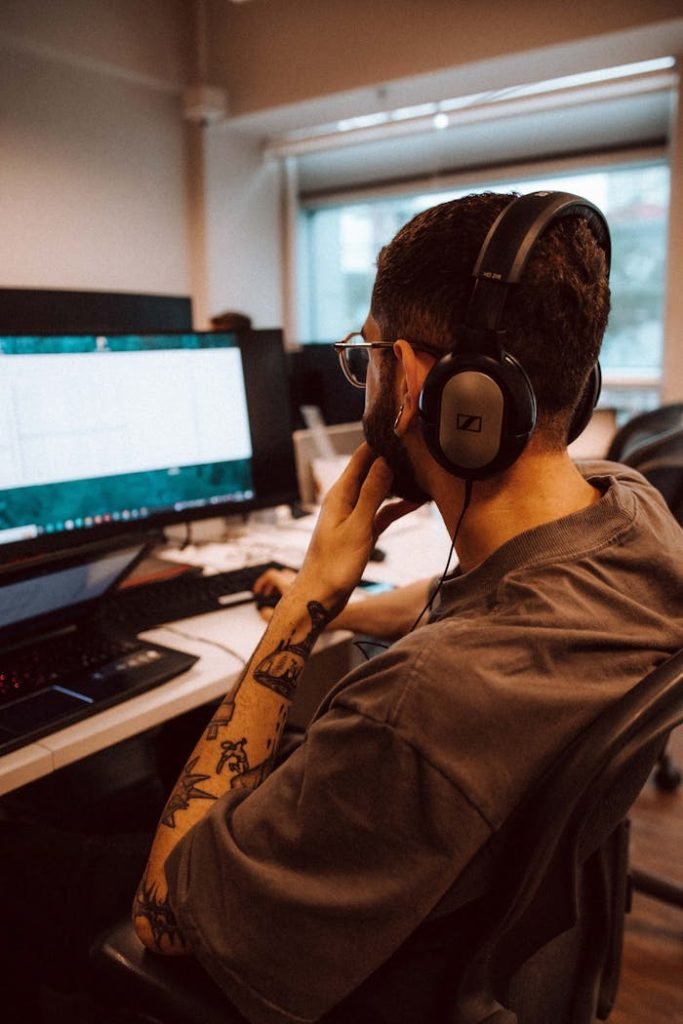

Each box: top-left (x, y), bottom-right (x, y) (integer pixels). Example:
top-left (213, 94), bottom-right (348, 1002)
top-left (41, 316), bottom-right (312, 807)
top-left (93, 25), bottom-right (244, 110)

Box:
top-left (161, 756), bottom-right (216, 828)
top-left (253, 600), bottom-right (330, 700)
top-left (205, 696), bottom-right (236, 740)
top-left (216, 737), bottom-right (249, 776)
top-left (231, 761), bottom-right (267, 790)
top-left (133, 877), bottom-right (185, 949)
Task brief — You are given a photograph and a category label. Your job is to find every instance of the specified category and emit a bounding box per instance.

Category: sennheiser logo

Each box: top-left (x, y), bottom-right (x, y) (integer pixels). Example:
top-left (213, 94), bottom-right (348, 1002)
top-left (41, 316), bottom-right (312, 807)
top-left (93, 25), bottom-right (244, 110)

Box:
top-left (457, 413), bottom-right (483, 433)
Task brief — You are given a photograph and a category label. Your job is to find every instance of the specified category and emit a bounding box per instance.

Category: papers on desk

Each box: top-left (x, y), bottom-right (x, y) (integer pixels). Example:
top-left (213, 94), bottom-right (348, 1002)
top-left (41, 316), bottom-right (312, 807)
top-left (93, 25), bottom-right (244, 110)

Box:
top-left (158, 525), bottom-right (312, 575)
top-left (360, 505), bottom-right (453, 587)
top-left (156, 504), bottom-right (453, 589)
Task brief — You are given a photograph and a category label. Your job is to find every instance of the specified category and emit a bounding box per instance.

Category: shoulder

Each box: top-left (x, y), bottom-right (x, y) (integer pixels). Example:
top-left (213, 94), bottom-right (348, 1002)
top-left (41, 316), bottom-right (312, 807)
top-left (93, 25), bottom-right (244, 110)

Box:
top-left (578, 458), bottom-right (679, 526)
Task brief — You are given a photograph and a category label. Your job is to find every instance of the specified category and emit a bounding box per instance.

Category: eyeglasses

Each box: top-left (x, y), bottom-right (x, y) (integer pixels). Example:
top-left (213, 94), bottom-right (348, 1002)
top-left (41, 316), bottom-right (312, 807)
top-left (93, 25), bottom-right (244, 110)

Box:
top-left (332, 331), bottom-right (443, 389)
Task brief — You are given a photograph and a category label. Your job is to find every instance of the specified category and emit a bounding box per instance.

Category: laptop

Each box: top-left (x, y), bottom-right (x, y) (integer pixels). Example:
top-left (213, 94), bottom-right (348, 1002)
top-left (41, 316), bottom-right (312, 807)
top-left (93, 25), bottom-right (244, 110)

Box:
top-left (0, 536), bottom-right (198, 756)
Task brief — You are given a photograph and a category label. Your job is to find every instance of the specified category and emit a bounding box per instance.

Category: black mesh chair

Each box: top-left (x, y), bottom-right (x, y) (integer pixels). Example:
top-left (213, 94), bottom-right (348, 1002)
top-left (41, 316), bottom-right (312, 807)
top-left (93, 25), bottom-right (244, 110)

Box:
top-left (89, 650), bottom-right (683, 1024)
top-left (607, 409), bottom-right (683, 797)
top-left (606, 402), bottom-right (683, 464)
top-left (620, 425), bottom-right (683, 528)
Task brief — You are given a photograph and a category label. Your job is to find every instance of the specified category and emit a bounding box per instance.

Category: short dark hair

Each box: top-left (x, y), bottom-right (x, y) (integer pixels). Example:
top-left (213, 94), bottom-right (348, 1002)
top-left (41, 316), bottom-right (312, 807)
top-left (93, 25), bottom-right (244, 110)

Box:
top-left (370, 192), bottom-right (611, 446)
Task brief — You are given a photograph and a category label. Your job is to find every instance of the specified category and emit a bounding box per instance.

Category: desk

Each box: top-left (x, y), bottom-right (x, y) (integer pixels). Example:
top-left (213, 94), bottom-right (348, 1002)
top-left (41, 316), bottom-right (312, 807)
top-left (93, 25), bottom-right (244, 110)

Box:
top-left (0, 505), bottom-right (451, 797)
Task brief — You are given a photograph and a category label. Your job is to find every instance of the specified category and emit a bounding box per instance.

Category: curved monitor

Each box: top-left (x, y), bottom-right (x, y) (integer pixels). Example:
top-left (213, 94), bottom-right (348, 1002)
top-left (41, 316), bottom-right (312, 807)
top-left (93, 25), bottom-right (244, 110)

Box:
top-left (0, 329), bottom-right (298, 562)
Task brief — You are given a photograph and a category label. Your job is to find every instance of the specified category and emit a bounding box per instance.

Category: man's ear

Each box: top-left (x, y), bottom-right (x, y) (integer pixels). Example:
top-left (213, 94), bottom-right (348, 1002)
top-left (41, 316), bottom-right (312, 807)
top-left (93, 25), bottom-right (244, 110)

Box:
top-left (392, 340), bottom-right (434, 431)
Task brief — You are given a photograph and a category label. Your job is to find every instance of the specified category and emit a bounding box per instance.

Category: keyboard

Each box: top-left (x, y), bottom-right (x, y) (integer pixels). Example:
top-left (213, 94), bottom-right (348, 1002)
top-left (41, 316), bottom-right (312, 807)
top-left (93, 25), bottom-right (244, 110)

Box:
top-left (0, 631), bottom-right (144, 704)
top-left (99, 561), bottom-right (286, 635)
top-left (0, 628), bottom-right (198, 754)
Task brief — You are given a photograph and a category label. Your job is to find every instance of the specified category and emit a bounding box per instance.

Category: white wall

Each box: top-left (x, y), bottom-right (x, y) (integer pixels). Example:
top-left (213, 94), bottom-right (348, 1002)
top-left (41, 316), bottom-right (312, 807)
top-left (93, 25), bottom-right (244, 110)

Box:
top-left (0, 44), bottom-right (190, 295)
top-left (0, 1), bottom-right (192, 297)
top-left (201, 127), bottom-right (282, 329)
top-left (0, 1), bottom-right (283, 326)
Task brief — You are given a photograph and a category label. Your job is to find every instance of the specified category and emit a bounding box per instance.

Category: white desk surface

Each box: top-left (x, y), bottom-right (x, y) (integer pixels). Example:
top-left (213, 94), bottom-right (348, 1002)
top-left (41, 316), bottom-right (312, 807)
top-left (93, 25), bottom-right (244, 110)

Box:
top-left (0, 505), bottom-right (451, 797)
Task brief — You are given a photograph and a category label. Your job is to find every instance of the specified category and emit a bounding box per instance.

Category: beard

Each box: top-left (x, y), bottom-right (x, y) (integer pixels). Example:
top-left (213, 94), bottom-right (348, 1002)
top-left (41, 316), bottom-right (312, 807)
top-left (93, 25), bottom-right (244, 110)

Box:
top-left (363, 385), bottom-right (430, 504)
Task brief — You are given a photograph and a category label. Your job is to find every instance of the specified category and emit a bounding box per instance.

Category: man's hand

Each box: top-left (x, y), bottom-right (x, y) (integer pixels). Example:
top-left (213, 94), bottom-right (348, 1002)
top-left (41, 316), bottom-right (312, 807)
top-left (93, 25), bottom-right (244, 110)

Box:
top-left (253, 567), bottom-right (297, 621)
top-left (288, 444), bottom-right (420, 617)
top-left (253, 444), bottom-right (425, 626)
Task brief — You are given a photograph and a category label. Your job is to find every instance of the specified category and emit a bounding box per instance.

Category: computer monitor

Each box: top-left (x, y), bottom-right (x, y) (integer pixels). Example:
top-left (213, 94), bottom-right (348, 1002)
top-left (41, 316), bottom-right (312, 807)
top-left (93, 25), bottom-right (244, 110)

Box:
top-left (0, 329), bottom-right (298, 562)
top-left (288, 343), bottom-right (365, 429)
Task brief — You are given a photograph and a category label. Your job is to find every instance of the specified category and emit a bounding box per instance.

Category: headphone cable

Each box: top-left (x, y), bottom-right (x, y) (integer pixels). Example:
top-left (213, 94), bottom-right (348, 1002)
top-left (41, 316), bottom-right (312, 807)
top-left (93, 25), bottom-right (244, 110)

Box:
top-left (355, 479), bottom-right (474, 660)
top-left (408, 477), bottom-right (473, 633)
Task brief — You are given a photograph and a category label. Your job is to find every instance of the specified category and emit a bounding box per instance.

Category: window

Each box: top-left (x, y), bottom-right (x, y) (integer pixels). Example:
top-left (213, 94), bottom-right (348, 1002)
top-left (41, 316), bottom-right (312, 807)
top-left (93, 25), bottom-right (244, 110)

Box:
top-left (299, 158), bottom-right (669, 417)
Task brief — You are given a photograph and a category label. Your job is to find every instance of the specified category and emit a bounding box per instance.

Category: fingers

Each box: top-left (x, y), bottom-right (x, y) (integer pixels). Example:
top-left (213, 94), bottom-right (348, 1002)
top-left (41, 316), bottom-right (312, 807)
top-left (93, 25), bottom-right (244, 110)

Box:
top-left (325, 444), bottom-right (375, 510)
top-left (374, 499), bottom-right (425, 537)
top-left (252, 568), bottom-right (297, 596)
top-left (355, 457), bottom-right (394, 521)
top-left (326, 445), bottom-right (394, 521)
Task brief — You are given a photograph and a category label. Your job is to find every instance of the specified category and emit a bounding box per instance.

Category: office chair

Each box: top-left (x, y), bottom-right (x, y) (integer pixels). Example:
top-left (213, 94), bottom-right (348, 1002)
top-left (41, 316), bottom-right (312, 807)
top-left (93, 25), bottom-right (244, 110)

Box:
top-left (608, 410), bottom-right (683, 797)
top-left (619, 425), bottom-right (683, 528)
top-left (88, 649), bottom-right (683, 1024)
top-left (606, 402), bottom-right (683, 464)
top-left (612, 420), bottom-right (683, 911)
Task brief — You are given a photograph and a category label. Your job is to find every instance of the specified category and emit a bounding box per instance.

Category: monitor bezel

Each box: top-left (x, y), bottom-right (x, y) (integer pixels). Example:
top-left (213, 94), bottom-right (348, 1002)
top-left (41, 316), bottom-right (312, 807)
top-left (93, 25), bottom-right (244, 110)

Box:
top-left (0, 328), bottom-right (299, 564)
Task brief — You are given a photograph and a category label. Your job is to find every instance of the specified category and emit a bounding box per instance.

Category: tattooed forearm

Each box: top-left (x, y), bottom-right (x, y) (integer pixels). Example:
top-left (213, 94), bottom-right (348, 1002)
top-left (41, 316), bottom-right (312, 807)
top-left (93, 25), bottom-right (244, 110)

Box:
top-left (253, 600), bottom-right (331, 700)
top-left (134, 598), bottom-right (331, 953)
top-left (205, 696), bottom-right (236, 740)
top-left (287, 601), bottom-right (329, 658)
top-left (216, 737), bottom-right (249, 776)
top-left (133, 877), bottom-right (186, 951)
top-left (161, 756), bottom-right (216, 828)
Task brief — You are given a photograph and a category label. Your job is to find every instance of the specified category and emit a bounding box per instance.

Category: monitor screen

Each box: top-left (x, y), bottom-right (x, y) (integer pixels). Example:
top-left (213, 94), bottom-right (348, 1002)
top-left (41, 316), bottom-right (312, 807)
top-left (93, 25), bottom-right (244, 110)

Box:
top-left (0, 330), bottom-right (298, 561)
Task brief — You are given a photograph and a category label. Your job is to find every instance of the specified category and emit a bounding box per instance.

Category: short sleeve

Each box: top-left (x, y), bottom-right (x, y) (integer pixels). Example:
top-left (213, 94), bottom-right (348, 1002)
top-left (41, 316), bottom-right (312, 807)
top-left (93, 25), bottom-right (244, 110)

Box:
top-left (165, 705), bottom-right (491, 1024)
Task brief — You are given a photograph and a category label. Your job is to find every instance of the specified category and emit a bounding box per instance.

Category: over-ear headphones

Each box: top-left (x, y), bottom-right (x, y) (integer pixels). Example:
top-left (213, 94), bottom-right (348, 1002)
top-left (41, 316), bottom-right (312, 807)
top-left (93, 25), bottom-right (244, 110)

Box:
top-left (418, 191), bottom-right (611, 480)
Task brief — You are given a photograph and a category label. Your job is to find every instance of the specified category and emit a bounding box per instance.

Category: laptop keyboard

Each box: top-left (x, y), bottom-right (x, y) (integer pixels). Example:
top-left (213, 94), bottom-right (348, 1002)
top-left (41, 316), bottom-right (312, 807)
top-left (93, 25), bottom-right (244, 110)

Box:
top-left (0, 628), bottom-right (198, 755)
top-left (0, 631), bottom-right (144, 705)
top-left (0, 560), bottom-right (286, 756)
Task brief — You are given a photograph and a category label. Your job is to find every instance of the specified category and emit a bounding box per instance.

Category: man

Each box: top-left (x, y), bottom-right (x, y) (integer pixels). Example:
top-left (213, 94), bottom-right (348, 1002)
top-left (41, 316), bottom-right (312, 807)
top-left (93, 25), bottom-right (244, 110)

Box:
top-left (133, 192), bottom-right (682, 1023)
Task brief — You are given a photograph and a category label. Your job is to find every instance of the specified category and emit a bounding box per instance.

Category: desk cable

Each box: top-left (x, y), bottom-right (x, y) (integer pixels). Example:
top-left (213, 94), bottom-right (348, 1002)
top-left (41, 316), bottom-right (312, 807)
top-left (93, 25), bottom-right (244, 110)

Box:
top-left (163, 625), bottom-right (247, 667)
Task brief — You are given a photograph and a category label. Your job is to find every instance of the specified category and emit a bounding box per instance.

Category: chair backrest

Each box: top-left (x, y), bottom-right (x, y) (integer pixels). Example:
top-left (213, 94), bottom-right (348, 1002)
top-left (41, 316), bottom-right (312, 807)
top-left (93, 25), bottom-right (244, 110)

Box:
top-left (622, 426), bottom-right (683, 525)
top-left (450, 648), bottom-right (683, 1024)
top-left (606, 403), bottom-right (683, 463)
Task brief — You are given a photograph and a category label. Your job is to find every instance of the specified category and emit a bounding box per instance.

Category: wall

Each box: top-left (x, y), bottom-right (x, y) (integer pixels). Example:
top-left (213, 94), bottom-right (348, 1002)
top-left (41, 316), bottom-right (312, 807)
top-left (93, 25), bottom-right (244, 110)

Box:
top-left (0, 0), bottom-right (284, 325)
top-left (201, 127), bottom-right (282, 329)
top-left (662, 89), bottom-right (683, 404)
top-left (208, 0), bottom-right (683, 123)
top-left (0, 1), bottom-right (192, 297)
top-left (0, 0), bottom-right (190, 84)
top-left (0, 46), bottom-right (189, 295)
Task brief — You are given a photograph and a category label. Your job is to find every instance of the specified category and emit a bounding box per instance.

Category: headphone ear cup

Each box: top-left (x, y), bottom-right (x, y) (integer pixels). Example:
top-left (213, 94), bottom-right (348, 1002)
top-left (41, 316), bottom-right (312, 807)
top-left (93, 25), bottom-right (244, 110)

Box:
top-left (567, 362), bottom-right (601, 444)
top-left (419, 350), bottom-right (536, 479)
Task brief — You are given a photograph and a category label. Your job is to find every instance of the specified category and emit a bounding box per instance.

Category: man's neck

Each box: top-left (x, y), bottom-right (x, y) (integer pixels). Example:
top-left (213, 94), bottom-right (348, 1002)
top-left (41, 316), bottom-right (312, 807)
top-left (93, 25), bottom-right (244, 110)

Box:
top-left (433, 450), bottom-right (601, 574)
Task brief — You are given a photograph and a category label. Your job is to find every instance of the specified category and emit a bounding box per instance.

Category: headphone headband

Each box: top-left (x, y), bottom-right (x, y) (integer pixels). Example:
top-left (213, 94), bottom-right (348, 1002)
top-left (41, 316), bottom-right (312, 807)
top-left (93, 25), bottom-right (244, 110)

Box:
top-left (466, 191), bottom-right (612, 333)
